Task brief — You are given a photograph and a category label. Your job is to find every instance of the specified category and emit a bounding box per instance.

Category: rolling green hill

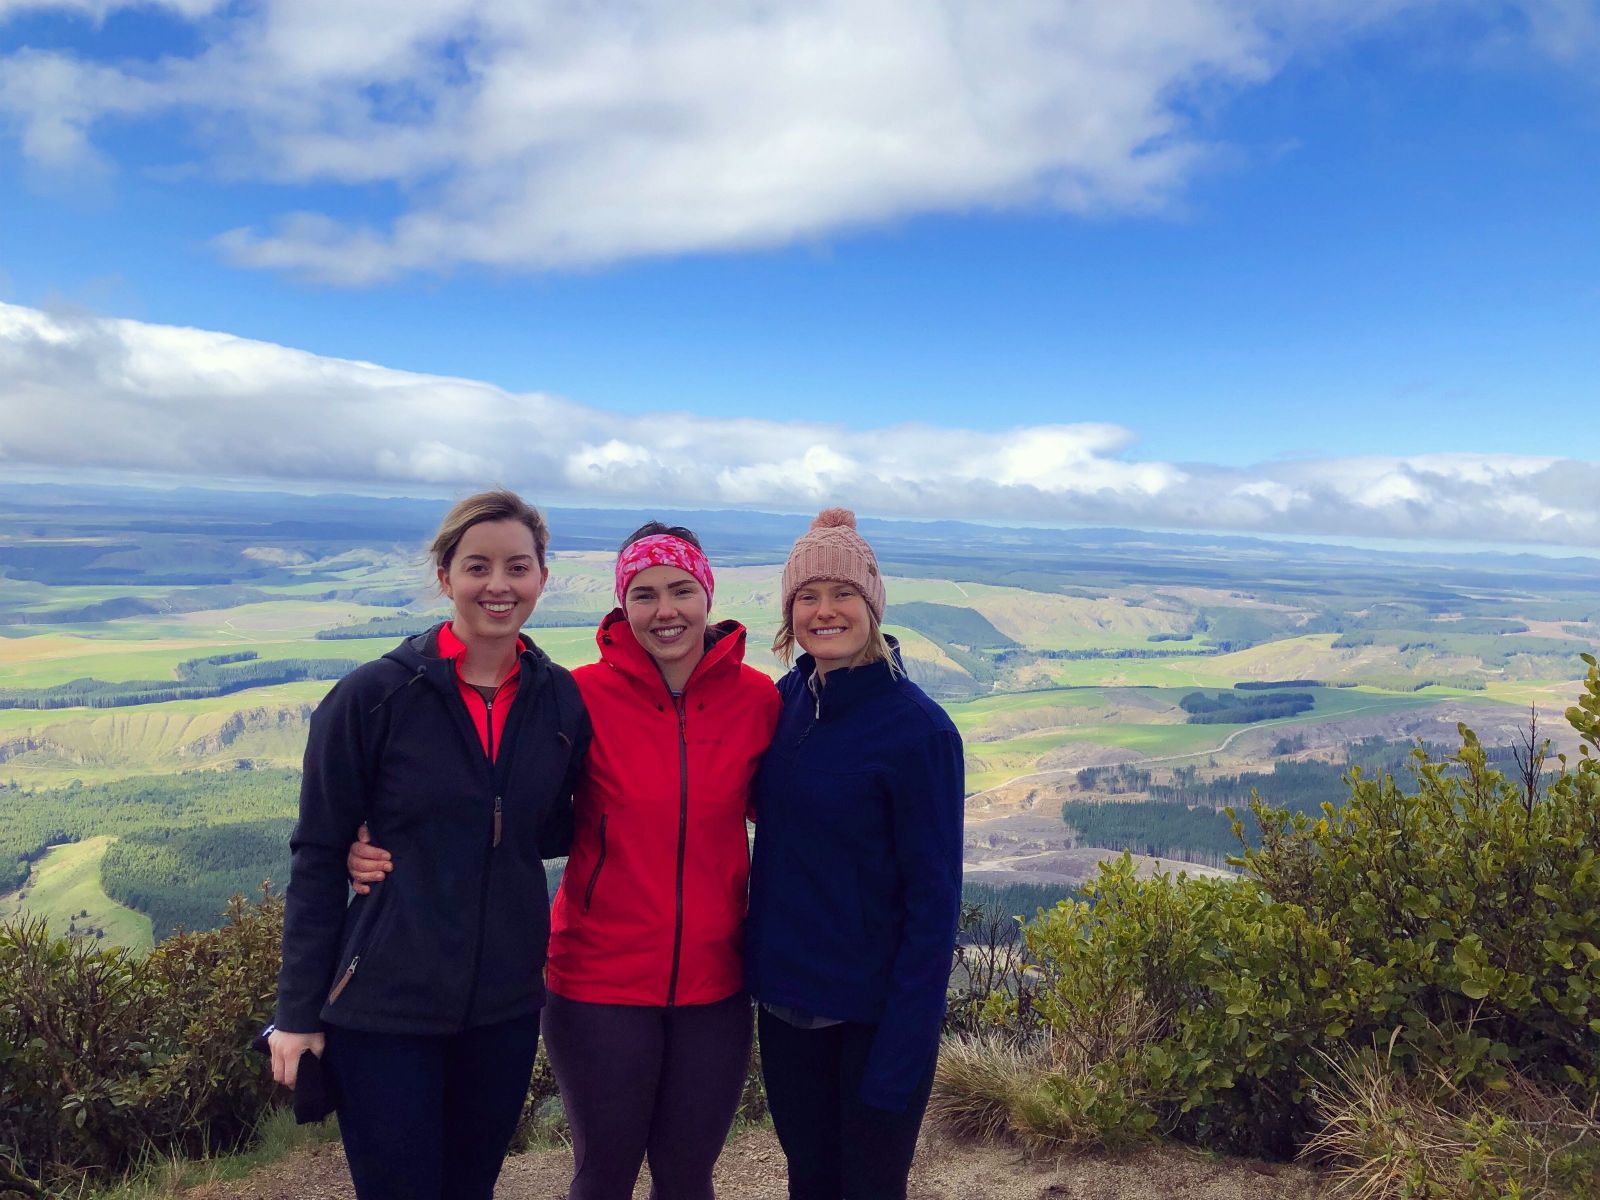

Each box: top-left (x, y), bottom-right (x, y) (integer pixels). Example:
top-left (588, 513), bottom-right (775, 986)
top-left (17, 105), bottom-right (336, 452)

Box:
top-left (3, 485), bottom-right (1594, 946)
top-left (0, 836), bottom-right (154, 951)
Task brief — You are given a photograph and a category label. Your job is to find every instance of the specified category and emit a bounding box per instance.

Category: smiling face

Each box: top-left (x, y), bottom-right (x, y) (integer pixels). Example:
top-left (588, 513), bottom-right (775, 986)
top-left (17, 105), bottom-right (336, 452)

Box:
top-left (790, 579), bottom-right (873, 676)
top-left (624, 564), bottom-right (709, 690)
top-left (437, 518), bottom-right (547, 646)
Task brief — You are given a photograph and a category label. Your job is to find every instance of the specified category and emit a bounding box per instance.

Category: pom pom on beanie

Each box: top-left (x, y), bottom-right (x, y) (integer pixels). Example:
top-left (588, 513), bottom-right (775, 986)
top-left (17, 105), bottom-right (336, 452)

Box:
top-left (780, 507), bottom-right (886, 622)
top-left (810, 507), bottom-right (856, 530)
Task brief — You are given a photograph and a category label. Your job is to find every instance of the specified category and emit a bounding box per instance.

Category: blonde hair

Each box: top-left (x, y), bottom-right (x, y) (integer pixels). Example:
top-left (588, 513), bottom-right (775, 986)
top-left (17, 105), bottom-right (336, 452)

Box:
top-left (429, 490), bottom-right (549, 573)
top-left (772, 605), bottom-right (902, 678)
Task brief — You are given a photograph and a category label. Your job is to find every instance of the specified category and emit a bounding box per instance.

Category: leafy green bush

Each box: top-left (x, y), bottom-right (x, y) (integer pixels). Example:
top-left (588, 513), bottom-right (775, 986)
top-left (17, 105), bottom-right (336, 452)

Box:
top-left (0, 892), bottom-right (282, 1193)
top-left (975, 657), bottom-right (1600, 1161)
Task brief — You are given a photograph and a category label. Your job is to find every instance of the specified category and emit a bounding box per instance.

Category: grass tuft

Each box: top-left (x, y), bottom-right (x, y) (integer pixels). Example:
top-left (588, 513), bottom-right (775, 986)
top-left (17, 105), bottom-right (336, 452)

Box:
top-left (930, 1032), bottom-right (1159, 1156)
top-left (1303, 1049), bottom-right (1600, 1200)
top-left (76, 1107), bottom-right (338, 1200)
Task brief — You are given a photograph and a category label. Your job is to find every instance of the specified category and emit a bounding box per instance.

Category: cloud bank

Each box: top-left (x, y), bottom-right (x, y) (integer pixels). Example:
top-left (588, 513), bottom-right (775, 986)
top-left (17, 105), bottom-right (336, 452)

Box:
top-left (2, 301), bottom-right (1594, 547)
top-left (0, 0), bottom-right (1501, 282)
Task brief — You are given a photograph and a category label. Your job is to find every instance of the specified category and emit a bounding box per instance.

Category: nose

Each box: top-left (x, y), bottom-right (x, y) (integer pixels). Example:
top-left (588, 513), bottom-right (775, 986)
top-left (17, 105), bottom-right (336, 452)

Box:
top-left (654, 593), bottom-right (677, 619)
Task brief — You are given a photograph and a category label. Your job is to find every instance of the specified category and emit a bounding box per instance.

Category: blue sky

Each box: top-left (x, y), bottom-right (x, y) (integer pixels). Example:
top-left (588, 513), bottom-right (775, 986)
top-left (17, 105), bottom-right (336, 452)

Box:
top-left (1, 1), bottom-right (1597, 545)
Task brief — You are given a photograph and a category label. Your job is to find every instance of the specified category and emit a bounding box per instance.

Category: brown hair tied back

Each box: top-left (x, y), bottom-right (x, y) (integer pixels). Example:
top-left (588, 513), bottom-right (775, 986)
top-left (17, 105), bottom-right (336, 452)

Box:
top-left (429, 490), bottom-right (550, 573)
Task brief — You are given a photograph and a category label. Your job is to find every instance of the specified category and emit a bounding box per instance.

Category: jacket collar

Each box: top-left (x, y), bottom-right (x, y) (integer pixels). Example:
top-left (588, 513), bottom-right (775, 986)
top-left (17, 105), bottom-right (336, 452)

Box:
top-left (385, 621), bottom-right (548, 697)
top-left (793, 636), bottom-right (906, 721)
top-left (595, 608), bottom-right (748, 691)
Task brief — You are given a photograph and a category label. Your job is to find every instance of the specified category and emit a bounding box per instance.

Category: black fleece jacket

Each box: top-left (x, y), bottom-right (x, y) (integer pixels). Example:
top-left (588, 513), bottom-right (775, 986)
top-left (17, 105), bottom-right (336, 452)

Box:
top-left (275, 625), bottom-right (589, 1036)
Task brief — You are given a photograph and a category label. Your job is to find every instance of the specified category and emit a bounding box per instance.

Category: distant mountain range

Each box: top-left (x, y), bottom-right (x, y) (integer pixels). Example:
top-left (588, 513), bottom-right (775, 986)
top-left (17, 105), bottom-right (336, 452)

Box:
top-left (5, 480), bottom-right (1597, 582)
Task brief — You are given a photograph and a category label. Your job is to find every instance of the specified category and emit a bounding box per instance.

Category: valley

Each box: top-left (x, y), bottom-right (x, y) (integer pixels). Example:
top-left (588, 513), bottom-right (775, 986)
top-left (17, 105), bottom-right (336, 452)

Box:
top-left (2, 483), bottom-right (1595, 948)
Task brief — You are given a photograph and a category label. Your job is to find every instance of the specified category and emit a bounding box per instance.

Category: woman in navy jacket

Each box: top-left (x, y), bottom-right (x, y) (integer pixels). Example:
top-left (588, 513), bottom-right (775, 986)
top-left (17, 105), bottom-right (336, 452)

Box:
top-left (269, 490), bottom-right (588, 1200)
top-left (744, 509), bottom-right (965, 1200)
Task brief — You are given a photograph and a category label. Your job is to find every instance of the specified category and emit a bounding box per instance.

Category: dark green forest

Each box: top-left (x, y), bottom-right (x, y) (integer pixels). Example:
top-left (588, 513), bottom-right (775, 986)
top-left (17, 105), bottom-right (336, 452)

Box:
top-left (102, 818), bottom-right (296, 940)
top-left (887, 601), bottom-right (1019, 650)
top-left (1, 769), bottom-right (301, 894)
top-left (1178, 688), bottom-right (1317, 724)
top-left (958, 881), bottom-right (1081, 941)
top-left (0, 652), bottom-right (358, 710)
top-left (1064, 738), bottom-right (1530, 865)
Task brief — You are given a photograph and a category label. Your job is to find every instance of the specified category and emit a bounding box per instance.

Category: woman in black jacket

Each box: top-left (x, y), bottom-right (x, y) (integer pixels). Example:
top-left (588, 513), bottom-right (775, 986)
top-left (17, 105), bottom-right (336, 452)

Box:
top-left (269, 490), bottom-right (589, 1200)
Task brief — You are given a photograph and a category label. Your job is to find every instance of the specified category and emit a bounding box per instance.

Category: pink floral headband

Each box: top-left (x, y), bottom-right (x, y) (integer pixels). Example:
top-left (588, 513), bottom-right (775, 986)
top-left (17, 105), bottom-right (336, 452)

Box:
top-left (614, 534), bottom-right (715, 609)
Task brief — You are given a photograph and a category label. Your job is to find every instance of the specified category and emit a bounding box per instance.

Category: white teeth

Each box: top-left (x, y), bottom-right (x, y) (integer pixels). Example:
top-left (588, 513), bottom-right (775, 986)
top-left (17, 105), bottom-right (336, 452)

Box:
top-left (484, 603), bottom-right (514, 613)
top-left (811, 626), bottom-right (845, 636)
top-left (653, 626), bottom-right (687, 641)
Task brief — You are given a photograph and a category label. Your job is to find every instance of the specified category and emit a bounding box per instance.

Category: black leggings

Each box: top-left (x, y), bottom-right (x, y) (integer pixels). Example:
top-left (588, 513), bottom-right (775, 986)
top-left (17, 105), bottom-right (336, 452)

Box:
top-left (541, 989), bottom-right (754, 1200)
top-left (324, 1013), bottom-right (541, 1200)
top-left (756, 1008), bottom-right (935, 1200)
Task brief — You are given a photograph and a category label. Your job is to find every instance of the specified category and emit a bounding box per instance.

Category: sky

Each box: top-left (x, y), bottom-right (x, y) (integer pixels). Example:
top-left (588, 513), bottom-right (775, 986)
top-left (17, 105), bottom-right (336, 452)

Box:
top-left (1, 1), bottom-right (1598, 547)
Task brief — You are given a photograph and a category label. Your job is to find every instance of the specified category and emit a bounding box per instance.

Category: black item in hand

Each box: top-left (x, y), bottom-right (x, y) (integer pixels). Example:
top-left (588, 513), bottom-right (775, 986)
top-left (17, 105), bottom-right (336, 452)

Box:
top-left (251, 1024), bottom-right (338, 1124)
top-left (290, 1048), bottom-right (337, 1124)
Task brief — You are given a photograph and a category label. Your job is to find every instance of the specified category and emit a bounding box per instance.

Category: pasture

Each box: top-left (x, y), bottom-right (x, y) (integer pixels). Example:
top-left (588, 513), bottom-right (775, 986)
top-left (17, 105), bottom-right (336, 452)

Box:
top-left (0, 836), bottom-right (154, 952)
top-left (2, 487), bottom-right (1594, 944)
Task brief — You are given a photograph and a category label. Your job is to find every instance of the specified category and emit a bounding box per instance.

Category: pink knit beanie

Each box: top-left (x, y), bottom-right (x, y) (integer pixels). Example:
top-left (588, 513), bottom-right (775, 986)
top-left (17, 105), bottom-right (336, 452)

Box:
top-left (780, 508), bottom-right (886, 623)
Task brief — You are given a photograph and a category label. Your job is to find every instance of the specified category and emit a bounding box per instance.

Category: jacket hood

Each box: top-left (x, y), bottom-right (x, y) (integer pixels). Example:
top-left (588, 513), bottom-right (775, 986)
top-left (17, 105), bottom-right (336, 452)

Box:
top-left (595, 608), bottom-right (749, 689)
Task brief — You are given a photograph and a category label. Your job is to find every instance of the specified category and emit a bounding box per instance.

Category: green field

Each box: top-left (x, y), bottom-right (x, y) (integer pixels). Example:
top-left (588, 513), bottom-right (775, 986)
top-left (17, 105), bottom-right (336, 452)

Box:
top-left (0, 631), bottom-right (398, 688)
top-left (954, 684), bottom-right (1505, 793)
top-left (3, 487), bottom-right (1594, 945)
top-left (0, 836), bottom-right (154, 952)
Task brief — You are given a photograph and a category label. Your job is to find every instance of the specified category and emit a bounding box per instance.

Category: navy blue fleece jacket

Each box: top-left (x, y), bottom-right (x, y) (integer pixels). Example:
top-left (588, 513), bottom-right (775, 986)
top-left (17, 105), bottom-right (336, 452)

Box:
top-left (744, 645), bottom-right (964, 1112)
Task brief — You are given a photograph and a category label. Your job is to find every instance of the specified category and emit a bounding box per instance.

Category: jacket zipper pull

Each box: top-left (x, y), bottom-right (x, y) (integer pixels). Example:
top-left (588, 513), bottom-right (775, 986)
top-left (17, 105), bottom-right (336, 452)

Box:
top-left (493, 795), bottom-right (503, 847)
top-left (327, 955), bottom-right (360, 1003)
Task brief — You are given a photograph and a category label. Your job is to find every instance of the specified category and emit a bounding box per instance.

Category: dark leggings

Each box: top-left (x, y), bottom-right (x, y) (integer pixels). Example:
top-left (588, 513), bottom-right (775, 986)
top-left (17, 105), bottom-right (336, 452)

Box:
top-left (756, 1008), bottom-right (934, 1200)
top-left (323, 1013), bottom-right (541, 1200)
top-left (541, 990), bottom-right (754, 1200)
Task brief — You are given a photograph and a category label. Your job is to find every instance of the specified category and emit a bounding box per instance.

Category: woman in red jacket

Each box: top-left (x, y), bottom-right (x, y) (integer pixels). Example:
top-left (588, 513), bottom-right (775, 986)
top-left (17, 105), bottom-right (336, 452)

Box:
top-left (352, 521), bottom-right (778, 1200)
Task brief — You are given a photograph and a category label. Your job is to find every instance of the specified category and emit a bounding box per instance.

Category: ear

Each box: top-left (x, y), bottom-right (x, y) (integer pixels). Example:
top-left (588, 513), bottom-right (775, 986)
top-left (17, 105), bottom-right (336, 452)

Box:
top-left (540, 565), bottom-right (550, 587)
top-left (437, 564), bottom-right (453, 598)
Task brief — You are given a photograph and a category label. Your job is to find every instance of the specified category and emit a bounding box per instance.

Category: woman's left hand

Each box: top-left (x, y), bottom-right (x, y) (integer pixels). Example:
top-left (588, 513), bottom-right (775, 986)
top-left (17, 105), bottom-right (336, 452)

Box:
top-left (347, 822), bottom-right (392, 895)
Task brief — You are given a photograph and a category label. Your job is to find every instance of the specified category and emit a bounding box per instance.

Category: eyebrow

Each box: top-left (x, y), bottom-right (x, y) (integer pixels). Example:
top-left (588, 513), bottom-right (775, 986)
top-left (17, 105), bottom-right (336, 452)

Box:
top-left (460, 553), bottom-right (535, 564)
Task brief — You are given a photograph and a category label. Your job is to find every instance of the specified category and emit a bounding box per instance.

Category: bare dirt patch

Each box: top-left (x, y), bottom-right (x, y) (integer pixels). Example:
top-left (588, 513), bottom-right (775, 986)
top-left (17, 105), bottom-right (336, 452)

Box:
top-left (185, 1126), bottom-right (1326, 1200)
top-left (964, 811), bottom-right (1228, 887)
top-left (1215, 701), bottom-right (1582, 766)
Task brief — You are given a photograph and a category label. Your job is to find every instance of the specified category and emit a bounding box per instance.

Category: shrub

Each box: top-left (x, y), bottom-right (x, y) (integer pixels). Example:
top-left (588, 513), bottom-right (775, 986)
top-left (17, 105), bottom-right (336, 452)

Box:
top-left (963, 655), bottom-right (1600, 1161)
top-left (0, 892), bottom-right (282, 1193)
top-left (944, 900), bottom-right (1044, 1039)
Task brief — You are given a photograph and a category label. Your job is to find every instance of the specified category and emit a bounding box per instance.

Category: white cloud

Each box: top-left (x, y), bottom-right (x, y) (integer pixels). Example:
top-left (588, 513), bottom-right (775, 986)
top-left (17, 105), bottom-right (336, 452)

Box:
top-left (0, 0), bottom-right (222, 19)
top-left (0, 0), bottom-right (1447, 282)
top-left (4, 3), bottom-right (1591, 280)
top-left (2, 300), bottom-right (1595, 547)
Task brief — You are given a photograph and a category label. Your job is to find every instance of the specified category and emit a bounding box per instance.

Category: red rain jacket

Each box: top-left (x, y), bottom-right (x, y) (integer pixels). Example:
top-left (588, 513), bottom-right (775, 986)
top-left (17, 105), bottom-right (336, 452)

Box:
top-left (546, 612), bottom-right (779, 1006)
